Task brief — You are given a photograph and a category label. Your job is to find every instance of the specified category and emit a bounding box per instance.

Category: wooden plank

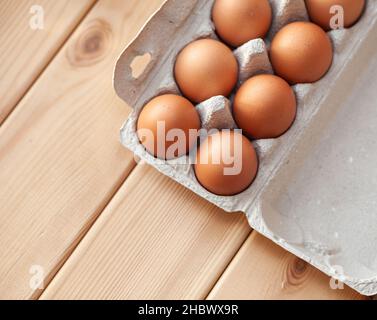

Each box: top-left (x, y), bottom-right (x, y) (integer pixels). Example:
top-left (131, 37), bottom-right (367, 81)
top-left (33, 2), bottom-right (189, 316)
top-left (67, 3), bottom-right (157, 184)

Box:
top-left (207, 232), bottom-right (366, 300)
top-left (40, 163), bottom-right (250, 300)
top-left (0, 0), bottom-right (165, 300)
top-left (0, 0), bottom-right (96, 124)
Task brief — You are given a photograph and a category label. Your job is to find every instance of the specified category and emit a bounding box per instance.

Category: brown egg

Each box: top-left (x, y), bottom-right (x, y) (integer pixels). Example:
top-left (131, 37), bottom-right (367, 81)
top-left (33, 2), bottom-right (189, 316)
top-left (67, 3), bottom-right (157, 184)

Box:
top-left (270, 22), bottom-right (333, 84)
top-left (195, 131), bottom-right (258, 196)
top-left (212, 0), bottom-right (272, 47)
top-left (233, 74), bottom-right (297, 139)
top-left (174, 39), bottom-right (238, 103)
top-left (305, 0), bottom-right (365, 31)
top-left (137, 94), bottom-right (201, 160)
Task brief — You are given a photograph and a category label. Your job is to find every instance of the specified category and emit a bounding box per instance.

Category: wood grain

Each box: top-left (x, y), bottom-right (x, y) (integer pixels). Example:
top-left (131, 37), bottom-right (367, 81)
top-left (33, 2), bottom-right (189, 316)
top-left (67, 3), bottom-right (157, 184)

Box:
top-left (0, 0), bottom-right (96, 124)
top-left (40, 163), bottom-right (250, 300)
top-left (207, 233), bottom-right (365, 300)
top-left (0, 0), bottom-right (165, 300)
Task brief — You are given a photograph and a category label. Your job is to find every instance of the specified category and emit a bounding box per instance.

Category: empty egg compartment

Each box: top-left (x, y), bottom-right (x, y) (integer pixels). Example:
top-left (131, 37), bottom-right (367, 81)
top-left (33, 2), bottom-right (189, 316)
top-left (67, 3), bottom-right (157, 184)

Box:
top-left (114, 0), bottom-right (377, 295)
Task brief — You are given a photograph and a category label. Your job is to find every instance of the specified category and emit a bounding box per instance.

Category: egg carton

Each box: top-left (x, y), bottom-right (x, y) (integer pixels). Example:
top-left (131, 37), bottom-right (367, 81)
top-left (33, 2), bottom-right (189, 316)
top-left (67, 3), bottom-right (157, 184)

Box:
top-left (114, 0), bottom-right (377, 296)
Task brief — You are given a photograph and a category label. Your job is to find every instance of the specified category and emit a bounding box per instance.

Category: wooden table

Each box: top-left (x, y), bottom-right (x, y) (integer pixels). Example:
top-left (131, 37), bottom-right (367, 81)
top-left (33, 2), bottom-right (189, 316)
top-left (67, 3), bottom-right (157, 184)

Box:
top-left (0, 0), bottom-right (367, 300)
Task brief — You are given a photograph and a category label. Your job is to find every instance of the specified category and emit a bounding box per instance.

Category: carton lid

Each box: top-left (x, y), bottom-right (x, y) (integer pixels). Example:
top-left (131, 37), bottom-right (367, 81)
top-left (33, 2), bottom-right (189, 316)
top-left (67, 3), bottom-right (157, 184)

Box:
top-left (256, 26), bottom-right (377, 295)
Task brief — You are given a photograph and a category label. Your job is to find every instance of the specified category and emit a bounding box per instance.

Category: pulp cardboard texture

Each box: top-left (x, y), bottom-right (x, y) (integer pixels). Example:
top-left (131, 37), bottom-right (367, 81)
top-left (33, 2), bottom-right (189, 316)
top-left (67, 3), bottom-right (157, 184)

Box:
top-left (114, 0), bottom-right (377, 296)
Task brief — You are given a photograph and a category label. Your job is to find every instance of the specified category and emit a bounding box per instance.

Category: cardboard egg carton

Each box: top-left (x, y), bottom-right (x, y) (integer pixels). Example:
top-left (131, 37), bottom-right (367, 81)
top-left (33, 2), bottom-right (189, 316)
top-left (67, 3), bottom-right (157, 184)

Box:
top-left (114, 0), bottom-right (377, 296)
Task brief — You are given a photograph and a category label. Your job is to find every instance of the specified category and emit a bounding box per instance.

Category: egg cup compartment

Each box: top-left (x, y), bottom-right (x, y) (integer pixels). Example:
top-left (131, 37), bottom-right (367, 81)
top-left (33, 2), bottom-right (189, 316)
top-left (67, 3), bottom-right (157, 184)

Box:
top-left (266, 0), bottom-right (309, 41)
top-left (114, 0), bottom-right (377, 295)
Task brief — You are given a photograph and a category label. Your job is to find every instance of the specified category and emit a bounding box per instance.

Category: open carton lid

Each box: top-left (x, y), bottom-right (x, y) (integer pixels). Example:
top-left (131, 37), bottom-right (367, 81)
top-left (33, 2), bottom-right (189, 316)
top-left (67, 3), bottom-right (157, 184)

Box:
top-left (254, 26), bottom-right (377, 296)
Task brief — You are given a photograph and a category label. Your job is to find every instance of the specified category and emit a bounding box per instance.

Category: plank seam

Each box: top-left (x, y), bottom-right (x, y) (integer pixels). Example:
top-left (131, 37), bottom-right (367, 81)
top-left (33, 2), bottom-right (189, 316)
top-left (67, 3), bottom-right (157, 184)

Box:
top-left (35, 161), bottom-right (139, 300)
top-left (0, 0), bottom-right (99, 127)
top-left (204, 230), bottom-right (253, 300)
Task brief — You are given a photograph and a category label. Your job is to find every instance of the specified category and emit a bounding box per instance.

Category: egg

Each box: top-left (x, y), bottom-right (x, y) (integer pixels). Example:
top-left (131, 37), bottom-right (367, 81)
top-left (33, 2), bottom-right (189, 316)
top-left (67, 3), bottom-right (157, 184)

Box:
top-left (305, 0), bottom-right (365, 31)
top-left (137, 94), bottom-right (201, 160)
top-left (233, 74), bottom-right (297, 139)
top-left (174, 39), bottom-right (238, 103)
top-left (194, 131), bottom-right (258, 196)
top-left (270, 22), bottom-right (333, 84)
top-left (212, 0), bottom-right (272, 47)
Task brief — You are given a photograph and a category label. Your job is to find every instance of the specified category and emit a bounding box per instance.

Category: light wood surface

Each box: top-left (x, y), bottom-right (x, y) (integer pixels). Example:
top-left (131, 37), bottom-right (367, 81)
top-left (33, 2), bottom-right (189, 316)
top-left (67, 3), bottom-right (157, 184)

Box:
top-left (0, 0), bottom-right (165, 300)
top-left (0, 0), bottom-right (368, 300)
top-left (0, 0), bottom-right (96, 124)
top-left (208, 233), bottom-right (366, 300)
top-left (41, 163), bottom-right (362, 300)
top-left (40, 163), bottom-right (250, 299)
